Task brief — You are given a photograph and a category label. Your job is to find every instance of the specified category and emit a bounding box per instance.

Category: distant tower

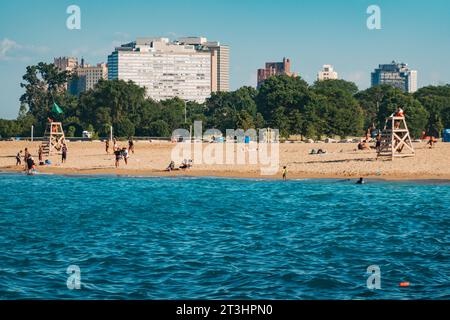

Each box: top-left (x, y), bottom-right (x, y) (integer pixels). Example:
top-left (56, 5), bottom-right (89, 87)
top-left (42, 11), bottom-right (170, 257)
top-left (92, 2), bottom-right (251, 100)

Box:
top-left (317, 65), bottom-right (338, 81)
top-left (257, 57), bottom-right (295, 88)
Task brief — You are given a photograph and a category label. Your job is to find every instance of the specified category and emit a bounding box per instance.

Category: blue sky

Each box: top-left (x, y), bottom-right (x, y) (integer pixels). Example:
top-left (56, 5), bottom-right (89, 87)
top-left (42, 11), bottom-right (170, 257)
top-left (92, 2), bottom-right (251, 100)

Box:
top-left (1, 0), bottom-right (449, 119)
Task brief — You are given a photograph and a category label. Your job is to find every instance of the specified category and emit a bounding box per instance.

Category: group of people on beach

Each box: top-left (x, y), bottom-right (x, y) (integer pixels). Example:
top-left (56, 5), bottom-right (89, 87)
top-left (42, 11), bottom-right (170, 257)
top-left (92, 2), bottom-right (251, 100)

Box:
top-left (16, 148), bottom-right (36, 174)
top-left (109, 137), bottom-right (135, 168)
top-left (15, 140), bottom-right (68, 174)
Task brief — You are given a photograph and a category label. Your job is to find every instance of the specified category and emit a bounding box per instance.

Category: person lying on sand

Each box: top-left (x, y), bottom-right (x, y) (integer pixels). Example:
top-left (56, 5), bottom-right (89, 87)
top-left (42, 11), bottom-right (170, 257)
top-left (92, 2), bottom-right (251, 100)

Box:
top-left (358, 140), bottom-right (371, 151)
top-left (165, 161), bottom-right (176, 172)
top-left (180, 159), bottom-right (193, 170)
top-left (310, 149), bottom-right (327, 155)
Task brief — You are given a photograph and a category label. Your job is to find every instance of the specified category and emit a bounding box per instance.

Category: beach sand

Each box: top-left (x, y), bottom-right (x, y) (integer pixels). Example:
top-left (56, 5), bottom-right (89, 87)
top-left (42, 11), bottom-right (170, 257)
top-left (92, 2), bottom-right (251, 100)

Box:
top-left (1, 140), bottom-right (449, 180)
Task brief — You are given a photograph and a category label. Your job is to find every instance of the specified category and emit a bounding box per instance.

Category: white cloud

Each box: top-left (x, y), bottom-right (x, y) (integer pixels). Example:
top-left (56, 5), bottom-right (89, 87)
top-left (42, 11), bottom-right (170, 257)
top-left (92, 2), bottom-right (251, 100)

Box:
top-left (0, 38), bottom-right (19, 60)
top-left (0, 38), bottom-right (50, 61)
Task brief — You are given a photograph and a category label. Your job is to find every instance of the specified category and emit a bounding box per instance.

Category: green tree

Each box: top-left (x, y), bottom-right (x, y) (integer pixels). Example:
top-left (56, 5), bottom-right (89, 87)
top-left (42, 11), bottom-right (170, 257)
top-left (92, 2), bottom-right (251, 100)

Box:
top-left (20, 62), bottom-right (72, 133)
top-left (115, 118), bottom-right (135, 138)
top-left (256, 75), bottom-right (311, 122)
top-left (312, 79), bottom-right (359, 96)
top-left (147, 120), bottom-right (170, 137)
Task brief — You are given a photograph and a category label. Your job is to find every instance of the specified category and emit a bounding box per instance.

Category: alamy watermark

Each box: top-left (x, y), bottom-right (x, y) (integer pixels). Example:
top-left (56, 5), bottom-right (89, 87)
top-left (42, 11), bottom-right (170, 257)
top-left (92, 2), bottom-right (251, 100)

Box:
top-left (170, 121), bottom-right (280, 175)
top-left (66, 5), bottom-right (81, 30)
top-left (366, 265), bottom-right (381, 289)
top-left (367, 5), bottom-right (381, 30)
top-left (67, 265), bottom-right (81, 290)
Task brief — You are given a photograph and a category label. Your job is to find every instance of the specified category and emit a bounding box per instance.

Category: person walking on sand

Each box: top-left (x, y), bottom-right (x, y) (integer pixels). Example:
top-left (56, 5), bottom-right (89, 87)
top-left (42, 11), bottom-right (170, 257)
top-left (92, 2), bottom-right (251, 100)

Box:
top-left (428, 136), bottom-right (437, 149)
top-left (282, 166), bottom-right (288, 181)
top-left (105, 140), bottom-right (110, 154)
top-left (128, 137), bottom-right (135, 154)
top-left (113, 137), bottom-right (118, 151)
top-left (16, 150), bottom-right (22, 166)
top-left (61, 144), bottom-right (68, 163)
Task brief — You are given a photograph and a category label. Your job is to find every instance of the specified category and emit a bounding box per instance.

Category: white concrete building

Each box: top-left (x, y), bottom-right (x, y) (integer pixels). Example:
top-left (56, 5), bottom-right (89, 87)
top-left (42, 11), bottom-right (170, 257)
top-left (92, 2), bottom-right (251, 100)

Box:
top-left (108, 37), bottom-right (228, 103)
top-left (178, 37), bottom-right (230, 92)
top-left (317, 64), bottom-right (338, 81)
top-left (406, 70), bottom-right (418, 93)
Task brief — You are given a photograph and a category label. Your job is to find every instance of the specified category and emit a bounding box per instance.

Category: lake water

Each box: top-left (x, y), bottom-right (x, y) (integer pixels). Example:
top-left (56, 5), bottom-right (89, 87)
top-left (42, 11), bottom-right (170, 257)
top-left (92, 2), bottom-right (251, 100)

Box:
top-left (0, 173), bottom-right (448, 299)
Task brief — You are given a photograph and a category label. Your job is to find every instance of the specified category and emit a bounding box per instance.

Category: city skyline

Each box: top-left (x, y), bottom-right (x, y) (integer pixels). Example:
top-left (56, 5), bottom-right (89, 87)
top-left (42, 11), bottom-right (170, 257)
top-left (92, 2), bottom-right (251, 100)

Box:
top-left (1, 0), bottom-right (450, 118)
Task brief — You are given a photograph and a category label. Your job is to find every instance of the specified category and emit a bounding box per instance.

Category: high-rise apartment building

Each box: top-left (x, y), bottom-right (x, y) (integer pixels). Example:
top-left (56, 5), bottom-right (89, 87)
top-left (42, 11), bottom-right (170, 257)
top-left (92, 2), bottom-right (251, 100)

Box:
top-left (371, 61), bottom-right (418, 93)
top-left (108, 37), bottom-right (229, 103)
top-left (178, 37), bottom-right (230, 93)
top-left (257, 58), bottom-right (293, 88)
top-left (317, 64), bottom-right (338, 81)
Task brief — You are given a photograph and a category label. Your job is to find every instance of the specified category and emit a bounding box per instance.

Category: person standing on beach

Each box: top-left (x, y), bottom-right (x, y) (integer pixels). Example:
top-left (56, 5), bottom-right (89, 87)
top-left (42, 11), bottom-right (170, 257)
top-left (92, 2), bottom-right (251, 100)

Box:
top-left (282, 166), bottom-right (288, 181)
top-left (105, 140), bottom-right (110, 154)
top-left (113, 137), bottom-right (118, 151)
top-left (122, 147), bottom-right (129, 165)
top-left (114, 148), bottom-right (122, 168)
top-left (375, 133), bottom-right (382, 152)
top-left (23, 148), bottom-right (30, 170)
top-left (38, 145), bottom-right (43, 164)
top-left (128, 137), bottom-right (135, 154)
top-left (61, 144), bottom-right (67, 163)
top-left (26, 156), bottom-right (35, 174)
top-left (16, 150), bottom-right (22, 166)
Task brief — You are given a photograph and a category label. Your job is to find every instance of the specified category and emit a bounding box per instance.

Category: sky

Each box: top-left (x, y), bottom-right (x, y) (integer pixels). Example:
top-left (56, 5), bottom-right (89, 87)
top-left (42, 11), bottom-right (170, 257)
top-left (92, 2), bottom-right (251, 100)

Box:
top-left (1, 0), bottom-right (450, 119)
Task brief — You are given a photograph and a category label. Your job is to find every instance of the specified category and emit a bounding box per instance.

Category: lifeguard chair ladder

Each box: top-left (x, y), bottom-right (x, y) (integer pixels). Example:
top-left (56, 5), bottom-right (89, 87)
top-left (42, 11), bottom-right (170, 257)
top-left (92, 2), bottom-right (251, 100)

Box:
top-left (377, 116), bottom-right (415, 159)
top-left (41, 122), bottom-right (65, 156)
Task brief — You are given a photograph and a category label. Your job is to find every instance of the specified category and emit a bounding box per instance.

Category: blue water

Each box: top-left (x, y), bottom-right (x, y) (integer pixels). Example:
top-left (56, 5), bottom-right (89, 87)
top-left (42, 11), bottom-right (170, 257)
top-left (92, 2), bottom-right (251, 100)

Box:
top-left (0, 173), bottom-right (448, 300)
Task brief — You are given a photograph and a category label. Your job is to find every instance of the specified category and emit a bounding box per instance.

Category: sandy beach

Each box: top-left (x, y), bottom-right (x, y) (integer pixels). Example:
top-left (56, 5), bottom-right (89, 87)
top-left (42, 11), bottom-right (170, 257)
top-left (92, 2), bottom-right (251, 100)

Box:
top-left (0, 140), bottom-right (449, 180)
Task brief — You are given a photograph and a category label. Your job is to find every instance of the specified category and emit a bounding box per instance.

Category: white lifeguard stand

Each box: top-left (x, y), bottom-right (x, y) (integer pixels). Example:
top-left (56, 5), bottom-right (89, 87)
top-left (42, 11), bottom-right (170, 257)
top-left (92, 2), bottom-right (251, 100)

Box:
top-left (377, 115), bottom-right (415, 159)
top-left (41, 122), bottom-right (65, 156)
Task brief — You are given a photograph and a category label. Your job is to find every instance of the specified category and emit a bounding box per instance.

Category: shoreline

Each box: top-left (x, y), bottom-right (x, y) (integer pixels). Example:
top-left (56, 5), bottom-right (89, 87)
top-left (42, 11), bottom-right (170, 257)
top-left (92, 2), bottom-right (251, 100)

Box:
top-left (2, 141), bottom-right (450, 183)
top-left (2, 166), bottom-right (450, 183)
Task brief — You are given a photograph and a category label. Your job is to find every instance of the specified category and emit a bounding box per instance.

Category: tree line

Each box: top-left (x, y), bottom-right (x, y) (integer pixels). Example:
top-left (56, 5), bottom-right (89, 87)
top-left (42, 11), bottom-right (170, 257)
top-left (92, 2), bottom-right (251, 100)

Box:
top-left (1, 62), bottom-right (449, 139)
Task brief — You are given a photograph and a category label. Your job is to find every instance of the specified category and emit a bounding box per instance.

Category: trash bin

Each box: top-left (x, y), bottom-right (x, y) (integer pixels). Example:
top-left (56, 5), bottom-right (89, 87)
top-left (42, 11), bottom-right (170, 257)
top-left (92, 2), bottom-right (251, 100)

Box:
top-left (443, 129), bottom-right (450, 142)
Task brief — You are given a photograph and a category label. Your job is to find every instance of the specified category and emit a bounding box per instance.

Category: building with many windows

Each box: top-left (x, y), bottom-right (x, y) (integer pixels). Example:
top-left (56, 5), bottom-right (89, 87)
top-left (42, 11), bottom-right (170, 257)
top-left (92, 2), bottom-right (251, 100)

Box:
top-left (177, 37), bottom-right (230, 93)
top-left (54, 57), bottom-right (108, 95)
top-left (371, 61), bottom-right (418, 93)
top-left (75, 60), bottom-right (108, 91)
top-left (108, 37), bottom-right (229, 103)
